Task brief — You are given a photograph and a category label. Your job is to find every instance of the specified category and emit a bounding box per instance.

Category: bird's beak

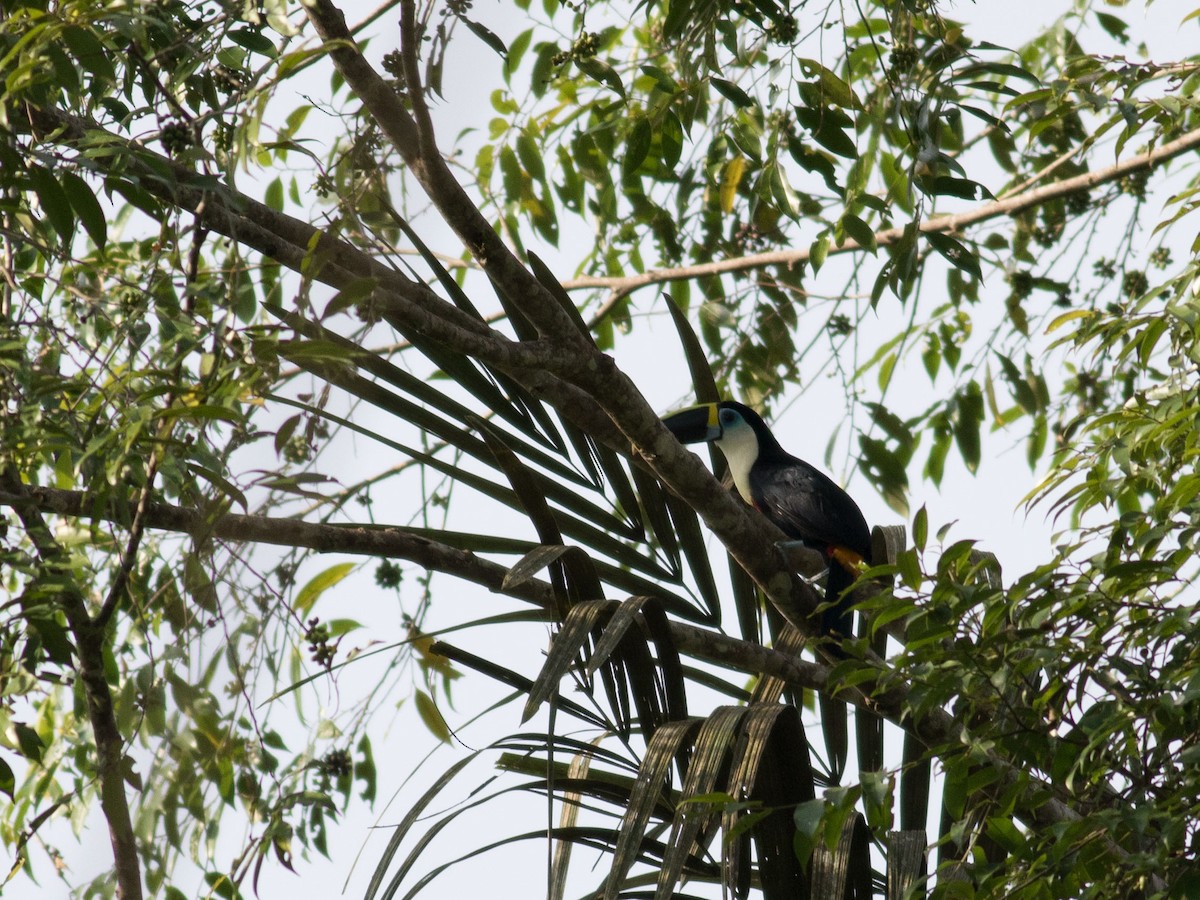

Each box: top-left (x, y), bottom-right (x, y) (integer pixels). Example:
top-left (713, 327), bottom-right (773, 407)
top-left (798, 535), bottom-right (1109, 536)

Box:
top-left (662, 404), bottom-right (721, 444)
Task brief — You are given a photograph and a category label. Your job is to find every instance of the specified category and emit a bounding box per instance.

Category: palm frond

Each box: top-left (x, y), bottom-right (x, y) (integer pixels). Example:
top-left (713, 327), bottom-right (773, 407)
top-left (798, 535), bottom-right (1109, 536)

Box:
top-left (810, 814), bottom-right (874, 898)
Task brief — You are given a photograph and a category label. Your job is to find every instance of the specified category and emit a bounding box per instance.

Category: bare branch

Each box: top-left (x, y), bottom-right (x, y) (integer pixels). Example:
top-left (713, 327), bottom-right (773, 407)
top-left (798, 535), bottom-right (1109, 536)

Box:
top-left (561, 126), bottom-right (1200, 298)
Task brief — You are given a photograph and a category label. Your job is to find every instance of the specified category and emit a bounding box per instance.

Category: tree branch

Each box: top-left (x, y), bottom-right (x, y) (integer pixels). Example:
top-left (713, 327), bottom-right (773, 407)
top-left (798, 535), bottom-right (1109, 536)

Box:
top-left (302, 0), bottom-right (586, 344)
top-left (0, 473), bottom-right (143, 900)
top-left (0, 483), bottom-right (554, 611)
top-left (24, 104), bottom-right (588, 379)
top-left (0, 481), bottom-right (1145, 875)
top-left (560, 126), bottom-right (1200, 299)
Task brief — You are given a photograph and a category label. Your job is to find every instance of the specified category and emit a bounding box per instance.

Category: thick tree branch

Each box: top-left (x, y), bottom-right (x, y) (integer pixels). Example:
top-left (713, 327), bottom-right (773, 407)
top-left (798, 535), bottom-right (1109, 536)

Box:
top-left (302, 0), bottom-right (587, 345)
top-left (0, 483), bottom-right (554, 612)
top-left (561, 126), bottom-right (1200, 299)
top-left (23, 105), bottom-right (576, 378)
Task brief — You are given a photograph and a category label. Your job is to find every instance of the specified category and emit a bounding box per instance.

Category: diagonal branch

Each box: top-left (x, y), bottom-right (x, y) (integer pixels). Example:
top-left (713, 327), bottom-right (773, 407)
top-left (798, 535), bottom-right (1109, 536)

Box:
top-left (561, 126), bottom-right (1200, 300)
top-left (24, 104), bottom-right (579, 378)
top-left (302, 0), bottom-right (585, 344)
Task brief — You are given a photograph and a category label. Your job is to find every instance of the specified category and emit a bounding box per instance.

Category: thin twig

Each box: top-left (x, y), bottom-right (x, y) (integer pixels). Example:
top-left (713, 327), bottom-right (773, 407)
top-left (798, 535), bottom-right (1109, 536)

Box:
top-left (562, 126), bottom-right (1200, 299)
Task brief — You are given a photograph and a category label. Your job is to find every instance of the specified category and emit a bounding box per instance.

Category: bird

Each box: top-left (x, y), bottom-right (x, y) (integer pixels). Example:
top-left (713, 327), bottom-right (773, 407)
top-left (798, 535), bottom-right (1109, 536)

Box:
top-left (662, 400), bottom-right (871, 652)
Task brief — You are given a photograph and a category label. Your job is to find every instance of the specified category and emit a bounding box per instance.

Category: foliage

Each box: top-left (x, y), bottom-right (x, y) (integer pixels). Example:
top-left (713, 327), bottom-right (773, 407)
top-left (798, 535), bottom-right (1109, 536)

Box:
top-left (1, 0), bottom-right (1200, 897)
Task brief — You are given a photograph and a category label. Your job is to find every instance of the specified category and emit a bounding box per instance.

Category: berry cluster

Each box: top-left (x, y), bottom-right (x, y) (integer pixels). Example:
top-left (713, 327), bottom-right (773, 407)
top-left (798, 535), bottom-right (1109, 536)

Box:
top-left (160, 121), bottom-right (192, 156)
top-left (305, 617), bottom-right (336, 670)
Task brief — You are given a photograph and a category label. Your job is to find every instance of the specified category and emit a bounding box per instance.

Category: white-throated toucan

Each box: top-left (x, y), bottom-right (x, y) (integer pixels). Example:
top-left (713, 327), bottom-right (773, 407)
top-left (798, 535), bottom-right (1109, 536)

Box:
top-left (662, 400), bottom-right (871, 649)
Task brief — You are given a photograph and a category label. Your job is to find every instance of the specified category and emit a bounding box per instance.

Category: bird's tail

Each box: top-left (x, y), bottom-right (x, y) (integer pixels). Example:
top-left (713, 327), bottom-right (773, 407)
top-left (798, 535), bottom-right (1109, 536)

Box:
top-left (821, 560), bottom-right (857, 654)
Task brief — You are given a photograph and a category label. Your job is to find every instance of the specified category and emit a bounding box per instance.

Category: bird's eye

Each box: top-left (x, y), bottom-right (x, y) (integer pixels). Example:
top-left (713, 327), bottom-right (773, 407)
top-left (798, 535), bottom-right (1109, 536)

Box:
top-left (719, 409), bottom-right (737, 425)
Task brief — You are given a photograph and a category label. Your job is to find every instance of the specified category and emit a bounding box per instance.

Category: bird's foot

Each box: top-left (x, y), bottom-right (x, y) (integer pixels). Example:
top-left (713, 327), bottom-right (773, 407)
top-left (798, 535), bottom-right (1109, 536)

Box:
top-left (774, 540), bottom-right (827, 581)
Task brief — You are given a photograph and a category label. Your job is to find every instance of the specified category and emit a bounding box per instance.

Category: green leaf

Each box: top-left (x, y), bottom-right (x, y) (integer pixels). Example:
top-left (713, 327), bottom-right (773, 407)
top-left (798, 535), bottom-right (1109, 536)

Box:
top-left (515, 131), bottom-right (545, 182)
top-left (768, 162), bottom-right (800, 217)
top-left (13, 723), bottom-right (44, 763)
top-left (228, 27), bottom-right (277, 56)
top-left (323, 277), bottom-right (379, 318)
top-left (265, 176), bottom-right (284, 211)
top-left (956, 61), bottom-right (1041, 87)
top-left (294, 562), bottom-right (356, 616)
top-left (27, 165), bottom-right (75, 243)
top-left (928, 176), bottom-right (992, 201)
top-left (953, 383), bottom-right (985, 473)
top-left (623, 115), bottom-right (652, 175)
top-left (415, 689), bottom-right (452, 743)
top-left (262, 0), bottom-right (299, 36)
top-left (0, 756), bottom-right (13, 799)
top-left (810, 231), bottom-right (830, 272)
top-left (461, 17), bottom-right (508, 57)
top-left (711, 77), bottom-right (754, 108)
top-left (325, 619), bottom-right (364, 637)
top-left (503, 29), bottom-right (532, 82)
top-left (793, 796), bottom-right (826, 865)
top-left (60, 24), bottom-right (116, 85)
top-left (795, 105), bottom-right (857, 159)
top-left (576, 57), bottom-right (625, 99)
top-left (499, 145), bottom-right (524, 201)
top-left (839, 213), bottom-right (876, 251)
top-left (1095, 11), bottom-right (1129, 42)
top-left (912, 505), bottom-right (928, 553)
top-left (59, 170), bottom-right (107, 248)
top-left (797, 58), bottom-right (858, 107)
top-left (925, 231), bottom-right (981, 280)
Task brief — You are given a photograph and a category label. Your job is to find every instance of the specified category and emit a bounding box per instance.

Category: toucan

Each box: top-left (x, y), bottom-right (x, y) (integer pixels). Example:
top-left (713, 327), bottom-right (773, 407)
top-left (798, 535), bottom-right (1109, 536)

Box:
top-left (662, 400), bottom-right (871, 650)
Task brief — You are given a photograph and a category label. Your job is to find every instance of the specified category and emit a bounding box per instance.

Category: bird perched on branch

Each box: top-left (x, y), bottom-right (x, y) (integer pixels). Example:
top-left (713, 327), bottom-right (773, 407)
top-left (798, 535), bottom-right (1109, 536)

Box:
top-left (662, 400), bottom-right (871, 651)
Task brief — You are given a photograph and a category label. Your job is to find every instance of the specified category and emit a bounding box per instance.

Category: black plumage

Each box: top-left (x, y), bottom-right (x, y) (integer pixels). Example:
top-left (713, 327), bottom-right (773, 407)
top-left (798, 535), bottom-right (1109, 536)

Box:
top-left (663, 400), bottom-right (871, 647)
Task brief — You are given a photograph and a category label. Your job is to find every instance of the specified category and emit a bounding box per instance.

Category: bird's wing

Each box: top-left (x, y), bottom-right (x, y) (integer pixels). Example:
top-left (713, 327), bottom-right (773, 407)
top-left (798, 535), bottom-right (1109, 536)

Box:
top-left (751, 460), bottom-right (871, 558)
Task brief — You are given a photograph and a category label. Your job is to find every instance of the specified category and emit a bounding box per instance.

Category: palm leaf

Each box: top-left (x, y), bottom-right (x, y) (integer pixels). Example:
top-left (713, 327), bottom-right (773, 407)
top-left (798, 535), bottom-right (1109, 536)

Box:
top-left (638, 598), bottom-right (689, 728)
top-left (630, 465), bottom-right (684, 575)
top-left (386, 210), bottom-right (568, 457)
top-left (662, 490), bottom-right (722, 624)
top-left (593, 444), bottom-right (647, 540)
top-left (661, 292), bottom-right (720, 404)
top-left (810, 813), bottom-right (874, 898)
top-left (605, 718), bottom-right (705, 900)
top-left (523, 600), bottom-right (611, 723)
top-left (365, 752), bottom-right (482, 900)
top-left (750, 623), bottom-right (806, 706)
top-left (818, 690), bottom-right (849, 785)
top-left (431, 641), bottom-right (606, 729)
top-left (899, 729), bottom-right (931, 832)
top-left (550, 738), bottom-right (604, 900)
top-left (274, 329), bottom-right (592, 490)
top-left (857, 534), bottom-right (892, 777)
top-left (655, 706), bottom-right (747, 898)
top-left (887, 830), bottom-right (928, 899)
top-left (494, 733), bottom-right (643, 777)
top-left (726, 704), bottom-right (814, 899)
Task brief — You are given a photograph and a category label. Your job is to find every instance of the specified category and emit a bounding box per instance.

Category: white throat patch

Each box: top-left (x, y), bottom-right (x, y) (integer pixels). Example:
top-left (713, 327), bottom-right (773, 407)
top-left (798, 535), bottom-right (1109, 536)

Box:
top-left (714, 423), bottom-right (758, 505)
